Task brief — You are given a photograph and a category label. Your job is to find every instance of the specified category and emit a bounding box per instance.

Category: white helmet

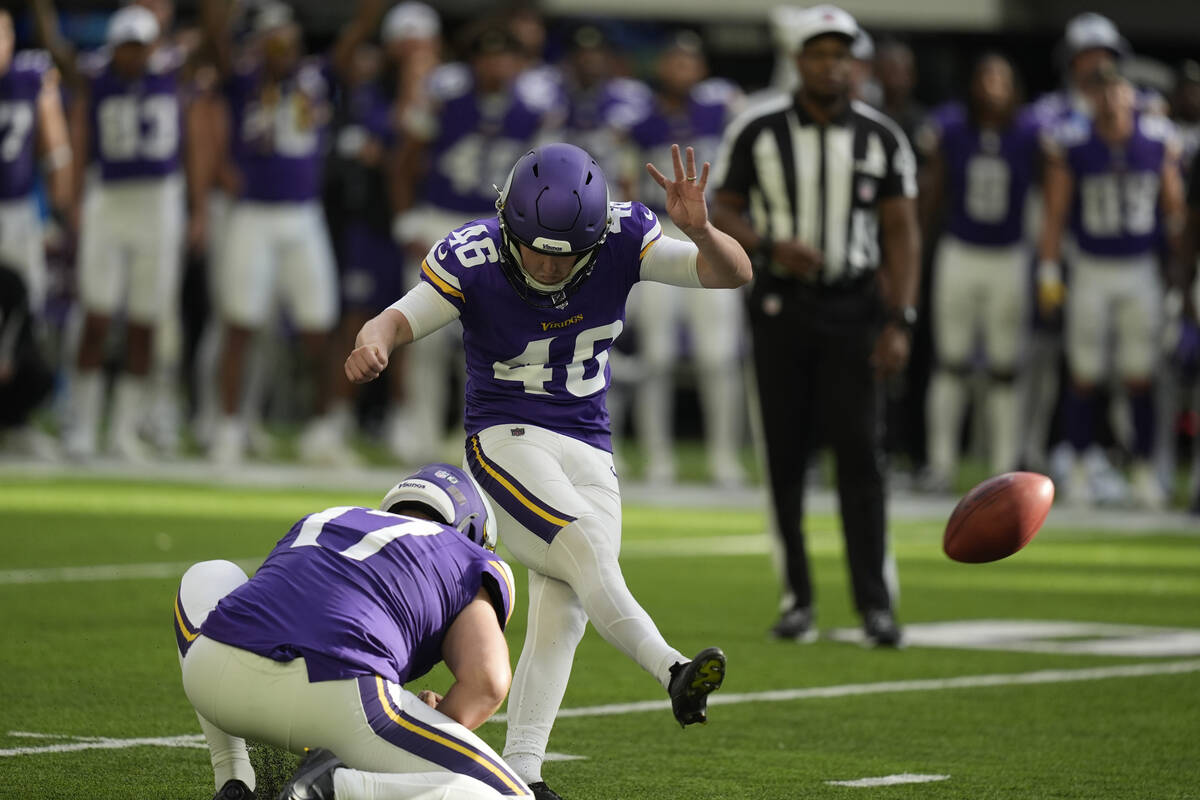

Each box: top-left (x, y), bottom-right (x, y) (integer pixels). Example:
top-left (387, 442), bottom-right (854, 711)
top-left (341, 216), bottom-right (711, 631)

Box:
top-left (380, 463), bottom-right (497, 551)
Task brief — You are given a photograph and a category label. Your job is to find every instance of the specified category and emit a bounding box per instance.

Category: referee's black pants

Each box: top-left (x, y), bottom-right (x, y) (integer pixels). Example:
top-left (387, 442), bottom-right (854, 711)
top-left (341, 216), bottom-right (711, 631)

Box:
top-left (748, 286), bottom-right (892, 616)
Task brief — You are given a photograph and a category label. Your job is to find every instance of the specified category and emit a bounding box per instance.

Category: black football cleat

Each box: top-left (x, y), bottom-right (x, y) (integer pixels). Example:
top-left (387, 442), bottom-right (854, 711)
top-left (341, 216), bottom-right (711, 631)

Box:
top-left (769, 606), bottom-right (817, 643)
top-left (668, 646), bottom-right (726, 727)
top-left (276, 747), bottom-right (342, 800)
top-left (862, 608), bottom-right (903, 648)
top-left (213, 779), bottom-right (255, 800)
top-left (529, 780), bottom-right (564, 800)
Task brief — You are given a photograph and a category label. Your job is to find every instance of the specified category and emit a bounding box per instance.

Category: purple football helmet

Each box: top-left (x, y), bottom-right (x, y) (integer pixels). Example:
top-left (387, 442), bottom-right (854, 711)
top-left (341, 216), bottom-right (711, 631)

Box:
top-left (380, 463), bottom-right (497, 551)
top-left (496, 142), bottom-right (611, 308)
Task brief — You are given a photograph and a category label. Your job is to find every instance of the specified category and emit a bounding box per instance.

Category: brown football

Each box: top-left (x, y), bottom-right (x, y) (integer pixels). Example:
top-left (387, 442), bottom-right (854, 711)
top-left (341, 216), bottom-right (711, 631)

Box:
top-left (943, 472), bottom-right (1055, 563)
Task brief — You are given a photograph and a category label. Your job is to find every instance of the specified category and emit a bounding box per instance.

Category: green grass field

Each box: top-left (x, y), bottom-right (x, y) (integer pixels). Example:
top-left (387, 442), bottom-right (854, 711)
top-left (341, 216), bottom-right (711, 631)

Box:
top-left (1, 477), bottom-right (1198, 799)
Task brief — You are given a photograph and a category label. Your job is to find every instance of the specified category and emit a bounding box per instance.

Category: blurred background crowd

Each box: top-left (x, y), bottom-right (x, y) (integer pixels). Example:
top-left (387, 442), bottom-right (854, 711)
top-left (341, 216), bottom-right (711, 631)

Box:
top-left (0, 0), bottom-right (1198, 512)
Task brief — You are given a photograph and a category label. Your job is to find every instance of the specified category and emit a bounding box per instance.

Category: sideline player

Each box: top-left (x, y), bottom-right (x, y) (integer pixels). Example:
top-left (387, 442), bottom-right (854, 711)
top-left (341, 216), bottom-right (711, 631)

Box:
top-left (918, 53), bottom-right (1040, 487)
top-left (175, 463), bottom-right (529, 800)
top-left (58, 6), bottom-right (186, 460)
top-left (0, 9), bottom-right (71, 318)
top-left (347, 142), bottom-right (748, 799)
top-left (1039, 65), bottom-right (1184, 508)
top-left (625, 32), bottom-right (746, 486)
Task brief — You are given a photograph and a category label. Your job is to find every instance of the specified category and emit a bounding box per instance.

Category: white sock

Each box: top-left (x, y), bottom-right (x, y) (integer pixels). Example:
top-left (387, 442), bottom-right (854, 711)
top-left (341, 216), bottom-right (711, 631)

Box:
top-left (927, 368), bottom-right (967, 477)
top-left (987, 379), bottom-right (1018, 474)
top-left (503, 572), bottom-right (587, 785)
top-left (544, 518), bottom-right (684, 688)
top-left (109, 375), bottom-right (147, 442)
top-left (68, 369), bottom-right (104, 448)
top-left (635, 368), bottom-right (674, 475)
top-left (697, 361), bottom-right (743, 477)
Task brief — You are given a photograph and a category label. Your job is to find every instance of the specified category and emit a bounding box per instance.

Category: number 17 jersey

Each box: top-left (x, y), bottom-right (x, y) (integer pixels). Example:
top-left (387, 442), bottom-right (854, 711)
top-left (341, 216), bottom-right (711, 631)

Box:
top-left (419, 202), bottom-right (663, 452)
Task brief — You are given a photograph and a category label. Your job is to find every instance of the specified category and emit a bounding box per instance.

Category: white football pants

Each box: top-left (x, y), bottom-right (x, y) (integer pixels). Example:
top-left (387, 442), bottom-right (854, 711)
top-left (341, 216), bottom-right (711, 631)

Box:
top-left (1065, 251), bottom-right (1162, 385)
top-left (927, 236), bottom-right (1027, 476)
top-left (175, 560), bottom-right (531, 799)
top-left (0, 196), bottom-right (47, 312)
top-left (77, 174), bottom-right (184, 323)
top-left (465, 425), bottom-right (684, 784)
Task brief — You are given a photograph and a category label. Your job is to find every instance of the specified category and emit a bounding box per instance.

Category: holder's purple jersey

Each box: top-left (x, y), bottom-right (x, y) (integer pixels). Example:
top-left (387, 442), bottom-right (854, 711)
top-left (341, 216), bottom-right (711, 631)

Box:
top-left (0, 50), bottom-right (53, 200)
top-left (925, 103), bottom-right (1040, 246)
top-left (628, 79), bottom-right (740, 214)
top-left (418, 202), bottom-right (663, 451)
top-left (200, 506), bottom-right (515, 685)
top-left (420, 63), bottom-right (563, 214)
top-left (81, 47), bottom-right (183, 182)
top-left (1048, 112), bottom-right (1175, 257)
top-left (225, 57), bottom-right (333, 203)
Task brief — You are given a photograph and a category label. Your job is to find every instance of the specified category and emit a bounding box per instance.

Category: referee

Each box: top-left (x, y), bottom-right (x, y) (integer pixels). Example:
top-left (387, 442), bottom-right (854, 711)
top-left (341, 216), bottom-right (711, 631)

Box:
top-left (711, 5), bottom-right (920, 646)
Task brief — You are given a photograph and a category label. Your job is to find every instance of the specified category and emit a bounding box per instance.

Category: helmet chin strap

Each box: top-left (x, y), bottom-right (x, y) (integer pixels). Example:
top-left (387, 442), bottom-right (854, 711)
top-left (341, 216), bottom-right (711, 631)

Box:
top-left (505, 237), bottom-right (594, 292)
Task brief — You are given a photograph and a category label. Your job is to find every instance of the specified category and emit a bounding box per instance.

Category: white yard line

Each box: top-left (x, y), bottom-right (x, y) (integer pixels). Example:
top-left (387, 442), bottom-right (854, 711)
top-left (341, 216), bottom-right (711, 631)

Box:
top-left (0, 732), bottom-right (206, 758)
top-left (5, 661), bottom-right (1197, 759)
top-left (826, 774), bottom-right (950, 787)
top-left (486, 659), bottom-right (1200, 723)
top-left (0, 559), bottom-right (261, 586)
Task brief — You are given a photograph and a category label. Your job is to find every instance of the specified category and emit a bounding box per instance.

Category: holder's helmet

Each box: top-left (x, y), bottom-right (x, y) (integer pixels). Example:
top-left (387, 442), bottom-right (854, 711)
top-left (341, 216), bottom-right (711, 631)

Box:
top-left (380, 464), bottom-right (496, 551)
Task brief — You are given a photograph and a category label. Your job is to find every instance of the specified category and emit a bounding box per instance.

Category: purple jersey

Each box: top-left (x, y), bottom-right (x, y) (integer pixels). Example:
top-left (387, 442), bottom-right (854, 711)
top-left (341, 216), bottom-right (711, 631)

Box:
top-left (927, 103), bottom-right (1040, 246)
top-left (82, 47), bottom-right (183, 182)
top-left (1050, 112), bottom-right (1174, 257)
top-left (628, 79), bottom-right (739, 213)
top-left (225, 57), bottom-right (332, 203)
top-left (0, 50), bottom-right (53, 200)
top-left (421, 64), bottom-right (563, 214)
top-left (199, 506), bottom-right (514, 685)
top-left (419, 202), bottom-right (662, 451)
top-left (562, 76), bottom-right (651, 188)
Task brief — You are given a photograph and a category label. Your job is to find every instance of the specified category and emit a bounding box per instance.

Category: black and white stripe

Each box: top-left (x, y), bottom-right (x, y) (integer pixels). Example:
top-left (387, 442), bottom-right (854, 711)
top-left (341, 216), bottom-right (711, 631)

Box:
top-left (715, 94), bottom-right (916, 287)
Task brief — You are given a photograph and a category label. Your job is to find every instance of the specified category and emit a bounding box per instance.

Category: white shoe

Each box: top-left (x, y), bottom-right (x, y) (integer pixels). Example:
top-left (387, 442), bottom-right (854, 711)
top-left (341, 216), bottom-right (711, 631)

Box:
top-left (1131, 462), bottom-right (1167, 511)
top-left (298, 418), bottom-right (361, 467)
top-left (62, 424), bottom-right (98, 460)
top-left (644, 457), bottom-right (676, 486)
top-left (384, 409), bottom-right (437, 464)
top-left (108, 431), bottom-right (153, 463)
top-left (210, 418), bottom-right (245, 465)
top-left (1084, 446), bottom-right (1129, 507)
top-left (246, 421), bottom-right (277, 459)
top-left (2, 426), bottom-right (60, 461)
top-left (1065, 458), bottom-right (1091, 508)
top-left (915, 466), bottom-right (954, 495)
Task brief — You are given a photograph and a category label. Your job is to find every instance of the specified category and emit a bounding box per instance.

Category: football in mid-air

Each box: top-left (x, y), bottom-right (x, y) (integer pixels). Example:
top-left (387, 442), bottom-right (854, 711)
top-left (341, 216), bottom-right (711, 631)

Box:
top-left (943, 472), bottom-right (1055, 563)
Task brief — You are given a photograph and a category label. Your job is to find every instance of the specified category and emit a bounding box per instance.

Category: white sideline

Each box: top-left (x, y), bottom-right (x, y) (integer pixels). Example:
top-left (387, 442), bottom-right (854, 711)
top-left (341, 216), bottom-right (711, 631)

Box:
top-left (0, 559), bottom-right (261, 586)
top-left (485, 658), bottom-right (1200, 723)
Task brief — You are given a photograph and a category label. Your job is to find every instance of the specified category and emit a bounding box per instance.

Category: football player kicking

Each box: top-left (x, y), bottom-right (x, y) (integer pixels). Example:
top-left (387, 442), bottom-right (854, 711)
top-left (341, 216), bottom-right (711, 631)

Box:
top-left (175, 464), bottom-right (529, 800)
top-left (346, 142), bottom-right (751, 799)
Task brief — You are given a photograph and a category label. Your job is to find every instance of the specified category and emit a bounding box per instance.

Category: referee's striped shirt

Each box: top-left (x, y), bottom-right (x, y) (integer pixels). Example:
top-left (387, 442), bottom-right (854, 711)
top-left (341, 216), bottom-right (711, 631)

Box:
top-left (713, 94), bottom-right (917, 286)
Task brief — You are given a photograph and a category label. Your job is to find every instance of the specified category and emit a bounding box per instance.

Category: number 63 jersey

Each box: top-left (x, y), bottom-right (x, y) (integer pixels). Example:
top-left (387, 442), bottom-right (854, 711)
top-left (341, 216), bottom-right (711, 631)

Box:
top-left (419, 201), bottom-right (663, 453)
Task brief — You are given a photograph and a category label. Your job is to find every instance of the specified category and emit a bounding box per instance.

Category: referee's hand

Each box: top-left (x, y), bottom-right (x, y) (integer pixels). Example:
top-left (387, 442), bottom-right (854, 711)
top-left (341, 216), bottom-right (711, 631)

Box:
top-left (871, 325), bottom-right (911, 378)
top-left (772, 240), bottom-right (824, 279)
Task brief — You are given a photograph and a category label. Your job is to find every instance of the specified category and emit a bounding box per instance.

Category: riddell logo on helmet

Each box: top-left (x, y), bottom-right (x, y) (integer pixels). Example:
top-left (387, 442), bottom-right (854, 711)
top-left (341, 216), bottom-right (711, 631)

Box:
top-left (541, 314), bottom-right (584, 331)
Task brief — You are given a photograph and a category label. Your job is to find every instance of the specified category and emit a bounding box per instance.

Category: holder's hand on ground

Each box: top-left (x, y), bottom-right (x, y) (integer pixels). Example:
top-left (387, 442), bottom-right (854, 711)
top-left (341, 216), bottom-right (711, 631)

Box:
top-left (345, 343), bottom-right (388, 383)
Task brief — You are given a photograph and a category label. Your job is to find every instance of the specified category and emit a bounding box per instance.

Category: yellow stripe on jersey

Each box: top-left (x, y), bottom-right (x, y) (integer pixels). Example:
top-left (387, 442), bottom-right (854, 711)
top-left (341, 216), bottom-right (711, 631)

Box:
top-left (422, 260), bottom-right (464, 301)
top-left (469, 437), bottom-right (572, 528)
top-left (639, 237), bottom-right (661, 260)
top-left (488, 560), bottom-right (516, 626)
top-left (374, 678), bottom-right (523, 795)
top-left (174, 594), bottom-right (198, 642)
